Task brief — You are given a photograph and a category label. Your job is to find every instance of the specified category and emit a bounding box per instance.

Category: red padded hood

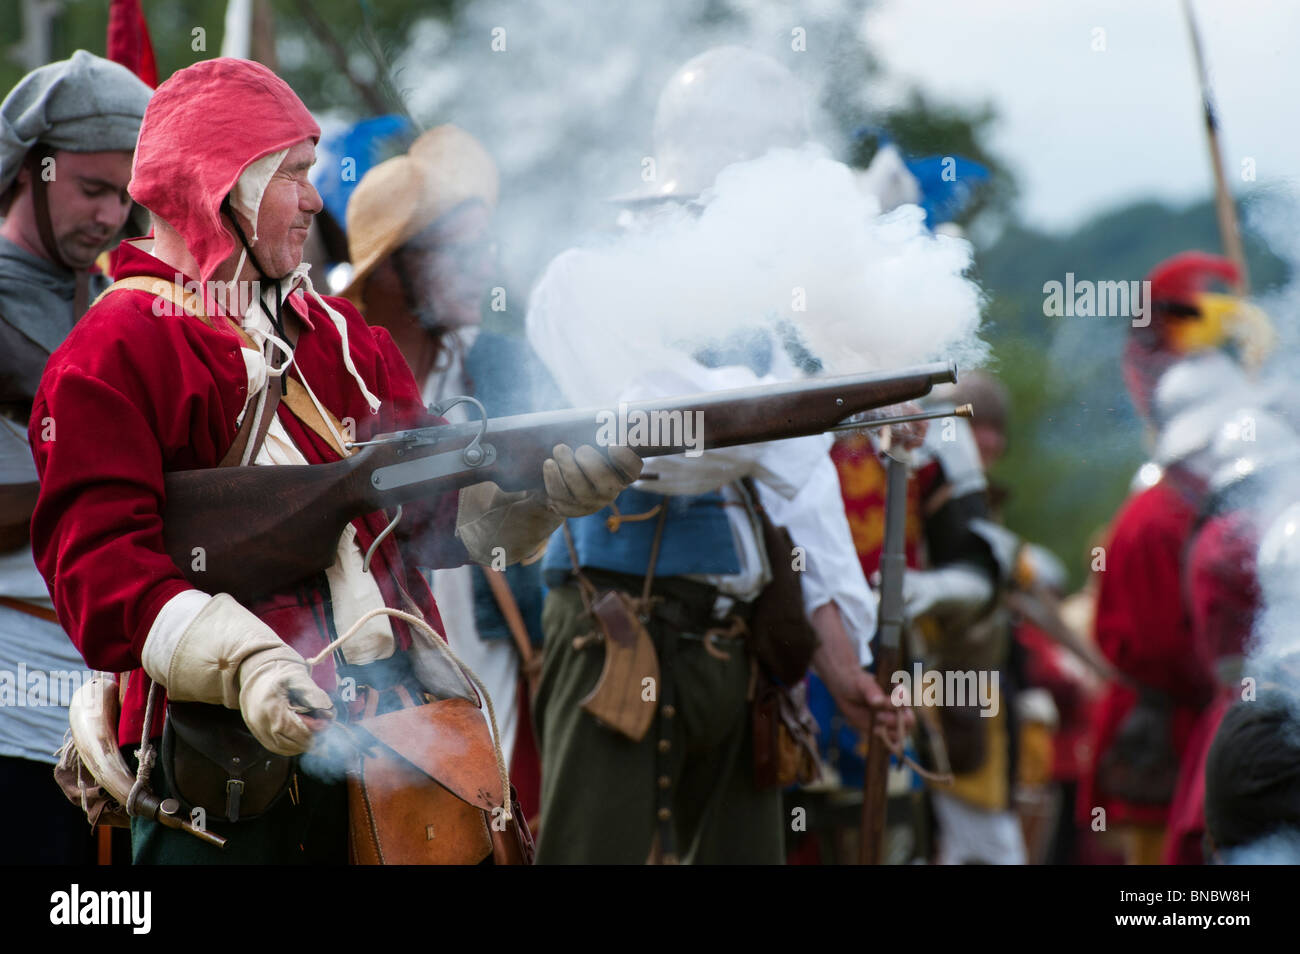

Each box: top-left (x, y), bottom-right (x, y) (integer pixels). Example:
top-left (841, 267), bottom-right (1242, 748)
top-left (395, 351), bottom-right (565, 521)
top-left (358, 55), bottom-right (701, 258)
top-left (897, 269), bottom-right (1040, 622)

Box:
top-left (128, 57), bottom-right (319, 288)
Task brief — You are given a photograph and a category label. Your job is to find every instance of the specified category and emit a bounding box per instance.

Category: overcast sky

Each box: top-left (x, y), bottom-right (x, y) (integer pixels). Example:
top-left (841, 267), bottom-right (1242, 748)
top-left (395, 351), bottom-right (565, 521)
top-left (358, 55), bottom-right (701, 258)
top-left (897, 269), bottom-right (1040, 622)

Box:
top-left (863, 0), bottom-right (1300, 233)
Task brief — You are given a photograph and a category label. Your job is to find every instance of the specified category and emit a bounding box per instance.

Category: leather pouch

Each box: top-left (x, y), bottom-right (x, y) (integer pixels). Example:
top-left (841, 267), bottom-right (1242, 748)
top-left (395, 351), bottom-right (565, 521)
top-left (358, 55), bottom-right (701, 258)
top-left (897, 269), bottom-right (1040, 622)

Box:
top-left (752, 676), bottom-right (820, 789)
top-left (579, 589), bottom-right (660, 742)
top-left (1096, 690), bottom-right (1180, 805)
top-left (346, 694), bottom-right (534, 864)
top-left (743, 479), bottom-right (818, 684)
top-left (161, 701), bottom-right (293, 823)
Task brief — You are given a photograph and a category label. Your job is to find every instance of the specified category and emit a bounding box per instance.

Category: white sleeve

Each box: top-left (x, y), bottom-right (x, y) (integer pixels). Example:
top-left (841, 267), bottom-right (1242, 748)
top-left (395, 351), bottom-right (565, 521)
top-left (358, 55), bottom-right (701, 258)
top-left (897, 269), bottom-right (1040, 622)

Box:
top-left (917, 413), bottom-right (986, 498)
top-left (759, 453), bottom-right (877, 667)
top-left (526, 248), bottom-right (681, 410)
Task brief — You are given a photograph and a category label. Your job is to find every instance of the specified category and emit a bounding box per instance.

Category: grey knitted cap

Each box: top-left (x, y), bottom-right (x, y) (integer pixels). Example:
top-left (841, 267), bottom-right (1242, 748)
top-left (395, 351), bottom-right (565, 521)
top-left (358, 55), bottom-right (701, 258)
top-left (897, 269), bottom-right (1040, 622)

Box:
top-left (0, 49), bottom-right (152, 196)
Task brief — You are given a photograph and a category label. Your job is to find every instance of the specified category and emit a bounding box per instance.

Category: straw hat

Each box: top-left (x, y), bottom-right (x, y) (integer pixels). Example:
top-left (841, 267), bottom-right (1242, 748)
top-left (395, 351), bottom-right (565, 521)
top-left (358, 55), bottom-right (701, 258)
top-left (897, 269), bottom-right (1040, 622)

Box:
top-left (342, 124), bottom-right (499, 302)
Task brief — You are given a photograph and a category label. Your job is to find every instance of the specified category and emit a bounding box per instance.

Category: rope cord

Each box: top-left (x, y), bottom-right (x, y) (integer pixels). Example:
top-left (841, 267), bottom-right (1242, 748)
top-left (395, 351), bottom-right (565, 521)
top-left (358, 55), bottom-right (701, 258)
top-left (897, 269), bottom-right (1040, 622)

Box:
top-left (127, 678), bottom-right (161, 816)
top-left (873, 708), bottom-right (952, 785)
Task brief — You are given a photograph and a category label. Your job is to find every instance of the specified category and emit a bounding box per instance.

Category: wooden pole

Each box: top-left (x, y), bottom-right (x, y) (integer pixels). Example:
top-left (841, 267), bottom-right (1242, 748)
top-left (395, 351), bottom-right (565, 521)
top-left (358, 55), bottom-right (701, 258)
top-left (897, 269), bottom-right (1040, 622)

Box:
top-left (1182, 0), bottom-right (1249, 295)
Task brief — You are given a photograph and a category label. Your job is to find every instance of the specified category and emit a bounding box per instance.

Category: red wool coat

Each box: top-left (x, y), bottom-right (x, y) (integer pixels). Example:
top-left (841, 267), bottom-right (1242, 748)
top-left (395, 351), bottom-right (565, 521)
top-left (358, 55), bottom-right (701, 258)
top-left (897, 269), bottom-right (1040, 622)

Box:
top-left (29, 242), bottom-right (466, 746)
top-left (1078, 477), bottom-right (1214, 829)
top-left (1163, 509), bottom-right (1260, 864)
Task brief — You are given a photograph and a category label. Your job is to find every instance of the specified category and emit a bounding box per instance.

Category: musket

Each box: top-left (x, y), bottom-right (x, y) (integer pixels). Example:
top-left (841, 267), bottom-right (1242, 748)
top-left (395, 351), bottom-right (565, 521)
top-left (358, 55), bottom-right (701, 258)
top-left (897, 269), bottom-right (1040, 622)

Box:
top-left (825, 403), bottom-right (972, 435)
top-left (162, 361), bottom-right (958, 603)
top-left (855, 406), bottom-right (974, 864)
top-left (858, 438), bottom-right (909, 865)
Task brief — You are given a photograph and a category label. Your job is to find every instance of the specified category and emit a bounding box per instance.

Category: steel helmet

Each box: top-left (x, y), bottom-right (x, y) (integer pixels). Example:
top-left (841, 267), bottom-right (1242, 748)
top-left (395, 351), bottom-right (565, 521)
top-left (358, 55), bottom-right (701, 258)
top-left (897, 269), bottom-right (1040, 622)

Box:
top-left (624, 46), bottom-right (810, 202)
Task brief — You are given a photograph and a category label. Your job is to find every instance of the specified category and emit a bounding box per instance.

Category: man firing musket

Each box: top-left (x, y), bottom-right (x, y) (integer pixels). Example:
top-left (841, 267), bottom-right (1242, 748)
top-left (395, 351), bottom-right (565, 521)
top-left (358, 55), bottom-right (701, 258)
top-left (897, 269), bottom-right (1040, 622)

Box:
top-left (31, 57), bottom-right (644, 864)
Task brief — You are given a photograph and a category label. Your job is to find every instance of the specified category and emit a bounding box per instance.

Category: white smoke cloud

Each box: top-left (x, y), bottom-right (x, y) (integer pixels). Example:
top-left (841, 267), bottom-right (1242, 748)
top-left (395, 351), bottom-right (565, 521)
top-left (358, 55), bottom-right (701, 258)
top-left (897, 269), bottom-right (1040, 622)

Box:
top-left (1240, 187), bottom-right (1300, 681)
top-left (526, 146), bottom-right (985, 406)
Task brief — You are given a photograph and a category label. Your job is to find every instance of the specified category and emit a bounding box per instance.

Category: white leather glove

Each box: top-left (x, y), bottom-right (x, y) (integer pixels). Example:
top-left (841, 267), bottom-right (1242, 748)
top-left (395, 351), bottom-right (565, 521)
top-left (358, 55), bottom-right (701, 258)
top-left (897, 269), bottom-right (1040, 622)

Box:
top-left (143, 593), bottom-right (334, 756)
top-left (456, 483), bottom-right (565, 566)
top-left (543, 443), bottom-right (643, 517)
top-left (456, 443), bottom-right (643, 566)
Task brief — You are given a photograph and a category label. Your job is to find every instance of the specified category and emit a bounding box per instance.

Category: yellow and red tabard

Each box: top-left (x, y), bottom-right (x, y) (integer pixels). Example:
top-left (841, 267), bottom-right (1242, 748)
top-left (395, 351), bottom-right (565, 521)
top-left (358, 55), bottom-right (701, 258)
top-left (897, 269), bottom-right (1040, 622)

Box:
top-left (830, 432), bottom-right (934, 576)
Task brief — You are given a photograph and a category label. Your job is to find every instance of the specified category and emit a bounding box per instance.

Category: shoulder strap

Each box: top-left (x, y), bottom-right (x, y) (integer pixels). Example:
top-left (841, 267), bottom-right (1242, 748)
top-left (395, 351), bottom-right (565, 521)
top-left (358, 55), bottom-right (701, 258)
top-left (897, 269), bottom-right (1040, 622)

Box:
top-left (93, 275), bottom-right (257, 348)
top-left (281, 377), bottom-right (350, 459)
top-left (480, 566), bottom-right (540, 685)
top-left (95, 277), bottom-right (281, 467)
top-left (217, 378), bottom-right (282, 468)
top-left (97, 277), bottom-right (352, 463)
top-left (93, 274), bottom-right (201, 314)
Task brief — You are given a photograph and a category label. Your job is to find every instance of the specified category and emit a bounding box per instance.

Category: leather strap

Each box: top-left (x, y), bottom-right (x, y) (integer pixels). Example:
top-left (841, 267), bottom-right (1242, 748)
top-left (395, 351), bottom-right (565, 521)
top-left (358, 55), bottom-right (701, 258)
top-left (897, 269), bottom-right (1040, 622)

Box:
top-left (73, 272), bottom-right (89, 322)
top-left (640, 504), bottom-right (669, 607)
top-left (480, 566), bottom-right (539, 685)
top-left (26, 148), bottom-right (70, 271)
top-left (218, 373), bottom-right (282, 468)
top-left (95, 276), bottom-right (281, 467)
top-left (561, 522), bottom-right (599, 616)
top-left (281, 377), bottom-right (350, 459)
top-left (0, 594), bottom-right (59, 624)
top-left (24, 147), bottom-right (94, 319)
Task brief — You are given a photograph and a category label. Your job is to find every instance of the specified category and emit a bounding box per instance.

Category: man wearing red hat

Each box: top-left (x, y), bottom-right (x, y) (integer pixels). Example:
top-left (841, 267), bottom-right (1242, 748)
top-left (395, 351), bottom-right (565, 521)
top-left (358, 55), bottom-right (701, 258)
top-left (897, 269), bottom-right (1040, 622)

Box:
top-left (1079, 252), bottom-right (1265, 865)
top-left (27, 58), bottom-right (638, 863)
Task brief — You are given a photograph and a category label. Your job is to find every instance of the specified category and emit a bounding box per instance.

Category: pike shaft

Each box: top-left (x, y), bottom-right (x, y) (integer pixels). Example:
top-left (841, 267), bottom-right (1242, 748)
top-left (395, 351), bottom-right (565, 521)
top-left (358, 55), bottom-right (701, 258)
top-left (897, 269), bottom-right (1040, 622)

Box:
top-left (1182, 0), bottom-right (1249, 294)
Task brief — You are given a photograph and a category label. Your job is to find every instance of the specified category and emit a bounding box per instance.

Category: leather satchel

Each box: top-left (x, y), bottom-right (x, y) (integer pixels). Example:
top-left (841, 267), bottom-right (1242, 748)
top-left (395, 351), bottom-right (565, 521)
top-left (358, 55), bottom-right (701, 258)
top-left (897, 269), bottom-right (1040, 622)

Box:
top-left (346, 690), bottom-right (534, 865)
top-left (752, 674), bottom-right (820, 789)
top-left (742, 479), bottom-right (819, 685)
top-left (578, 589), bottom-right (660, 742)
top-left (161, 701), bottom-right (294, 823)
